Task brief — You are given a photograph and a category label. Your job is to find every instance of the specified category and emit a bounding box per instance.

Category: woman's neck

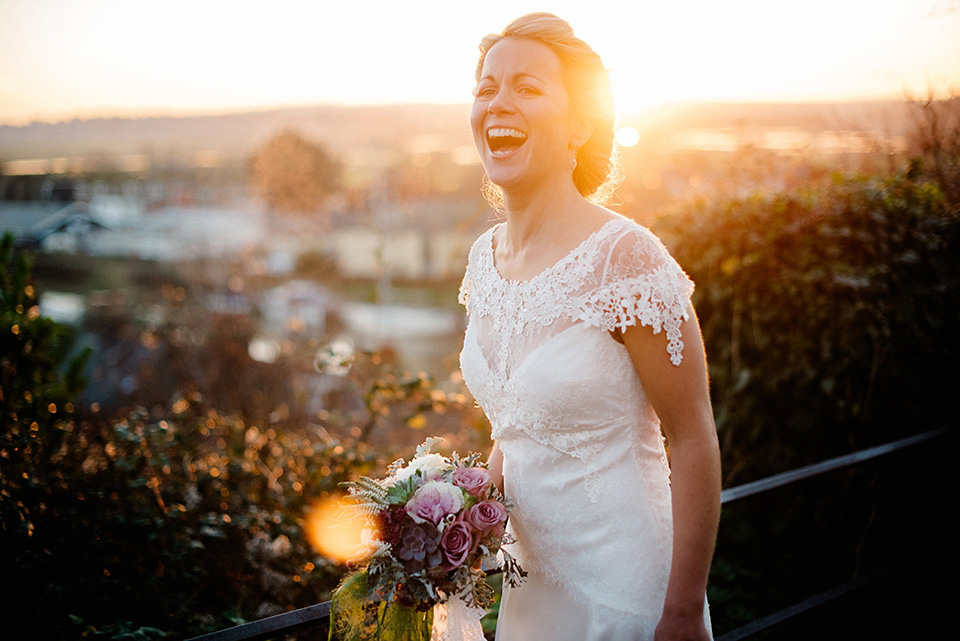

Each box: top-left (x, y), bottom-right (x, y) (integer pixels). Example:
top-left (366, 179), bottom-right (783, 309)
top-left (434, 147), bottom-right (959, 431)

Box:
top-left (500, 176), bottom-right (588, 250)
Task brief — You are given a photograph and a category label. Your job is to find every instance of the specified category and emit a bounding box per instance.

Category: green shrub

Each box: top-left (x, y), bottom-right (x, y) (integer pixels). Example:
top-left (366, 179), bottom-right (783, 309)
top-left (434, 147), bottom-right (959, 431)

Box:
top-left (658, 172), bottom-right (959, 485)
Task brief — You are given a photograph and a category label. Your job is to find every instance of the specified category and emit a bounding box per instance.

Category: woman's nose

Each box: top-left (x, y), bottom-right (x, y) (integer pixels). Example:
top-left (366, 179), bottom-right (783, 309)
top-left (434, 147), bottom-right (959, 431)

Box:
top-left (487, 90), bottom-right (513, 114)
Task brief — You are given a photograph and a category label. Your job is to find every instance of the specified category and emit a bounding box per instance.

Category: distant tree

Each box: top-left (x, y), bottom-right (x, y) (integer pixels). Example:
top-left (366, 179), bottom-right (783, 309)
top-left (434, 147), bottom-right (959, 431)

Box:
top-left (904, 87), bottom-right (960, 207)
top-left (250, 131), bottom-right (341, 215)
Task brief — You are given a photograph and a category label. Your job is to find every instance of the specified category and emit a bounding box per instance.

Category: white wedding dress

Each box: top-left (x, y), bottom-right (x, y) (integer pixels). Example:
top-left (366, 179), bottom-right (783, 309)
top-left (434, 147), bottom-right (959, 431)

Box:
top-left (458, 216), bottom-right (712, 640)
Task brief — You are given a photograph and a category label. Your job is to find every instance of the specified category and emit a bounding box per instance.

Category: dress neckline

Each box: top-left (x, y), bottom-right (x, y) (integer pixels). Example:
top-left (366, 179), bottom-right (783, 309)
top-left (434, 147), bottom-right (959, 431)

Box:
top-left (487, 217), bottom-right (625, 286)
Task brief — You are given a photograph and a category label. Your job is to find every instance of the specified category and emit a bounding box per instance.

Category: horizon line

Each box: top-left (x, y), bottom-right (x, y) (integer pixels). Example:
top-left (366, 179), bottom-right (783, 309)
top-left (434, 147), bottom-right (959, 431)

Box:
top-left (0, 93), bottom-right (918, 128)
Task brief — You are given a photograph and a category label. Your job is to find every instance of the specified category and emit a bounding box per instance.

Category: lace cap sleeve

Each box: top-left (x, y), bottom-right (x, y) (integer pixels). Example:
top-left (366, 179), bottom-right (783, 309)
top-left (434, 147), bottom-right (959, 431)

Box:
top-left (458, 229), bottom-right (488, 313)
top-left (579, 225), bottom-right (694, 366)
top-left (458, 269), bottom-right (471, 310)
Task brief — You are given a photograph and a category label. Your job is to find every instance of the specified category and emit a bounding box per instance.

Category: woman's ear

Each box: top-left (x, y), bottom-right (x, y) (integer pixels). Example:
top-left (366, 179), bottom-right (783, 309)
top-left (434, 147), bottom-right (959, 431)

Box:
top-left (570, 118), bottom-right (594, 151)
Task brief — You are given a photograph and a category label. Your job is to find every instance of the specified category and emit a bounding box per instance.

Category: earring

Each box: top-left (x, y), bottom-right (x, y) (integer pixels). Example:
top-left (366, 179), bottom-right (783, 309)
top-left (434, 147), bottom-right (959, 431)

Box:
top-left (570, 156), bottom-right (578, 171)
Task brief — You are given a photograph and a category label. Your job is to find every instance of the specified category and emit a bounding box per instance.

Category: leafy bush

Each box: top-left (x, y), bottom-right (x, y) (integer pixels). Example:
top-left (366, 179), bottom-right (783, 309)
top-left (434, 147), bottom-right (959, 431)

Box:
top-left (0, 236), bottom-right (351, 637)
top-left (657, 172), bottom-right (959, 485)
top-left (2, 393), bottom-right (379, 638)
top-left (1, 233), bottom-right (493, 638)
top-left (655, 173), bottom-right (958, 634)
top-left (2, 230), bottom-right (89, 550)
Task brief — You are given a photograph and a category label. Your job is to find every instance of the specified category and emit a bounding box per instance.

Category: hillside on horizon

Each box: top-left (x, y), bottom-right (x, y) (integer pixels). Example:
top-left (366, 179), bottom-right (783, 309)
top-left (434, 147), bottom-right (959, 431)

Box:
top-left (0, 99), bottom-right (915, 165)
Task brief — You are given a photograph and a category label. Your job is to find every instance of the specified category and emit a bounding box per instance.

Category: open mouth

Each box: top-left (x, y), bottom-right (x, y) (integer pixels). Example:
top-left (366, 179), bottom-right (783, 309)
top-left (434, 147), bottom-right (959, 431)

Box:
top-left (487, 127), bottom-right (527, 155)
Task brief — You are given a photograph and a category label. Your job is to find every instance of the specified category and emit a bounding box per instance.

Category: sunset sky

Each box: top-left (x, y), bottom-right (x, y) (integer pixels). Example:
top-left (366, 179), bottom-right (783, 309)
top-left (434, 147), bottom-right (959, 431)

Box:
top-left (1, 0), bottom-right (958, 126)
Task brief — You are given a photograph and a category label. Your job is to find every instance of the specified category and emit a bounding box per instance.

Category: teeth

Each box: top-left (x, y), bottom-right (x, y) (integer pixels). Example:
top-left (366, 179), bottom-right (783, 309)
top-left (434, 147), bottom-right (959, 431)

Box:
top-left (487, 127), bottom-right (527, 140)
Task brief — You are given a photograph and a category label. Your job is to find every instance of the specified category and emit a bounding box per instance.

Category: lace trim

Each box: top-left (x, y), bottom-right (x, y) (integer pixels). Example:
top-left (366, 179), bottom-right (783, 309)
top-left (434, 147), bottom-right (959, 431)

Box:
top-left (457, 271), bottom-right (471, 309)
top-left (505, 448), bottom-right (673, 619)
top-left (488, 396), bottom-right (605, 502)
top-left (459, 218), bottom-right (694, 365)
top-left (577, 265), bottom-right (693, 366)
top-left (430, 591), bottom-right (485, 641)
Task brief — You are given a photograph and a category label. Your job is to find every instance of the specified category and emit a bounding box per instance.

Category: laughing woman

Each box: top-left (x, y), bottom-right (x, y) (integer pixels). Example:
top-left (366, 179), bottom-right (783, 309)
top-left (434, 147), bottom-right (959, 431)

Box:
top-left (458, 13), bottom-right (721, 641)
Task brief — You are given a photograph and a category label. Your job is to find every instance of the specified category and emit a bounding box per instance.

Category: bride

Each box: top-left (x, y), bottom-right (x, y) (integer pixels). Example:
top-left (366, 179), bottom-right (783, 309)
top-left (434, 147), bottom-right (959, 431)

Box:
top-left (458, 13), bottom-right (721, 641)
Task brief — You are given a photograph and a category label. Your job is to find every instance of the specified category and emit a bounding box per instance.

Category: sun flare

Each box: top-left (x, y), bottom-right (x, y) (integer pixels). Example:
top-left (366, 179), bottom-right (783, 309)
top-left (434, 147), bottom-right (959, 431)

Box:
top-left (305, 495), bottom-right (374, 563)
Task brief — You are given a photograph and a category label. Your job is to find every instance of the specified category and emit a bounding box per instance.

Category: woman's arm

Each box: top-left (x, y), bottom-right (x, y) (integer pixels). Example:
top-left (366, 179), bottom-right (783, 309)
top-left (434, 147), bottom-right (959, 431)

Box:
top-left (488, 439), bottom-right (504, 494)
top-left (619, 305), bottom-right (721, 641)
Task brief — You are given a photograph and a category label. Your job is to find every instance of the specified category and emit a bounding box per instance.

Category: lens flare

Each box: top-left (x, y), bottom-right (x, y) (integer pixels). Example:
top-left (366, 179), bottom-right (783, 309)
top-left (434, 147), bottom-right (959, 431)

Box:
top-left (615, 126), bottom-right (640, 148)
top-left (305, 495), bottom-right (375, 563)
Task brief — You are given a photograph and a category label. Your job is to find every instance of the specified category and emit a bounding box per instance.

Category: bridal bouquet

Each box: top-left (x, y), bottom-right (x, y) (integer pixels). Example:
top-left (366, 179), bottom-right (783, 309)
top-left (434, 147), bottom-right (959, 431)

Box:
top-left (330, 438), bottom-right (525, 641)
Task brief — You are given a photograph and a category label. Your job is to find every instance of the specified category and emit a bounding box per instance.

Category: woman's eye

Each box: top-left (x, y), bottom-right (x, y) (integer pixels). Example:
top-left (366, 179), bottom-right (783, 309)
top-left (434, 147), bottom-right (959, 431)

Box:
top-left (518, 87), bottom-right (538, 96)
top-left (476, 87), bottom-right (496, 98)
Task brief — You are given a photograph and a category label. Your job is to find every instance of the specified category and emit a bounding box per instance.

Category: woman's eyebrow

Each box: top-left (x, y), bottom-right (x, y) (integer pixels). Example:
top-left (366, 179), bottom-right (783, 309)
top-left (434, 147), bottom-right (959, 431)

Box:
top-left (477, 72), bottom-right (545, 84)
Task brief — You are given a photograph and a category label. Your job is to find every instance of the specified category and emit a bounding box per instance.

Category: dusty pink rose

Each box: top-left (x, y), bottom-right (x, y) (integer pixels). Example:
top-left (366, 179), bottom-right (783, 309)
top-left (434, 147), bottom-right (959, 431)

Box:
top-left (440, 520), bottom-right (473, 569)
top-left (406, 481), bottom-right (464, 525)
top-left (464, 500), bottom-right (507, 538)
top-left (452, 467), bottom-right (491, 497)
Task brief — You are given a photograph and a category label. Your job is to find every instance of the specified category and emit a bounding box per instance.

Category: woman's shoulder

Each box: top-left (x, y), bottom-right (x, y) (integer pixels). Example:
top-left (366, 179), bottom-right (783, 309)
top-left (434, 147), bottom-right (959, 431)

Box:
top-left (584, 213), bottom-right (694, 306)
top-left (600, 211), bottom-right (662, 241)
top-left (592, 214), bottom-right (680, 269)
top-left (466, 223), bottom-right (501, 262)
top-left (577, 215), bottom-right (694, 365)
top-left (459, 223), bottom-right (501, 308)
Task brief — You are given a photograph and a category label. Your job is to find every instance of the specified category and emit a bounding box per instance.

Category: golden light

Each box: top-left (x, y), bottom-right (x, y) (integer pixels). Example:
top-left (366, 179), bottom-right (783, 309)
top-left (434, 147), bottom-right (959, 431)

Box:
top-left (305, 495), bottom-right (375, 563)
top-left (2, 2), bottom-right (959, 126)
top-left (615, 126), bottom-right (640, 148)
top-left (406, 414), bottom-right (428, 430)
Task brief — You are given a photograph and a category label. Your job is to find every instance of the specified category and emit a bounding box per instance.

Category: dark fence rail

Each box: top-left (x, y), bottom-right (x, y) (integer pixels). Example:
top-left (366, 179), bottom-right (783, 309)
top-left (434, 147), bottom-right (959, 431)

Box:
top-left (186, 428), bottom-right (948, 641)
top-left (186, 602), bottom-right (330, 641)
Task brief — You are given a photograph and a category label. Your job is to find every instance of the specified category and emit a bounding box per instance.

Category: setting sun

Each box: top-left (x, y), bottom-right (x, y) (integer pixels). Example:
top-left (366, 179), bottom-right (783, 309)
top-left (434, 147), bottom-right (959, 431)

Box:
top-left (615, 126), bottom-right (640, 147)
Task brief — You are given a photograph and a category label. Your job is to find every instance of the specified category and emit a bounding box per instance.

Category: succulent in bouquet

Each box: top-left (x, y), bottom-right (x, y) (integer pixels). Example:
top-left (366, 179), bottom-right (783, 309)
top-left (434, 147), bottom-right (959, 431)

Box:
top-left (329, 438), bottom-right (525, 641)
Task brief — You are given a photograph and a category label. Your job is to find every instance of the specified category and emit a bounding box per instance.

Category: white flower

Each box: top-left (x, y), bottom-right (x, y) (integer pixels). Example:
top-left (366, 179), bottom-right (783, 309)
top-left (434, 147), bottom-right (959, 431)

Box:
top-left (394, 452), bottom-right (450, 483)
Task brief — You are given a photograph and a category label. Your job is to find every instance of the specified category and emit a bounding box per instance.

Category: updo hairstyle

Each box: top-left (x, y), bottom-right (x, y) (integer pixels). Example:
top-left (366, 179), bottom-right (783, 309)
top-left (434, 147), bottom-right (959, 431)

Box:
top-left (476, 12), bottom-right (621, 203)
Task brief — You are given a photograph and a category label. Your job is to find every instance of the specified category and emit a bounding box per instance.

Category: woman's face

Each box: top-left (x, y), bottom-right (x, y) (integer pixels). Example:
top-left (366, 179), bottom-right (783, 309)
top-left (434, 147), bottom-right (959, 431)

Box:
top-left (471, 37), bottom-right (582, 195)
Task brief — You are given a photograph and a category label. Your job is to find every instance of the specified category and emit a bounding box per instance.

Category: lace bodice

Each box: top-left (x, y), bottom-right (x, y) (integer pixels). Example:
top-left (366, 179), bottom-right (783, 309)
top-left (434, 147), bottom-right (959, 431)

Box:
top-left (458, 216), bottom-right (708, 638)
top-left (459, 217), bottom-right (693, 370)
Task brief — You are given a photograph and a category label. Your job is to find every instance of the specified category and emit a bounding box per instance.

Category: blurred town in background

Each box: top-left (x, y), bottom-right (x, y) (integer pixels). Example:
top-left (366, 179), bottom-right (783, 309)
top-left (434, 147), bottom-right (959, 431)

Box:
top-left (0, 99), bottom-right (912, 416)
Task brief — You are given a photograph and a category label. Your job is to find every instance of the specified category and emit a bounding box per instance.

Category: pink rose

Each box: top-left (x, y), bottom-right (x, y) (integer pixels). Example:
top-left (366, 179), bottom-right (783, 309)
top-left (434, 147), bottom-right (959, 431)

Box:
top-left (452, 467), bottom-right (491, 497)
top-left (440, 520), bottom-right (473, 569)
top-left (464, 500), bottom-right (507, 538)
top-left (406, 481), bottom-right (464, 525)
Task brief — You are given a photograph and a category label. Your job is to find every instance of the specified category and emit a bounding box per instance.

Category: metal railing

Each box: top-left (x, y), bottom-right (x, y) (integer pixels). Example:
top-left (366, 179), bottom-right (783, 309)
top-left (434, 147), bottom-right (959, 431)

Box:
top-left (186, 602), bottom-right (331, 641)
top-left (186, 427), bottom-right (947, 641)
top-left (713, 427), bottom-right (946, 641)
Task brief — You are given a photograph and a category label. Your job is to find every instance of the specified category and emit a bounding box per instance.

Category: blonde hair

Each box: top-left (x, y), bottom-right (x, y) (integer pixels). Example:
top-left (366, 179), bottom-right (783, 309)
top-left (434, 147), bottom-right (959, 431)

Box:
top-left (476, 12), bottom-right (621, 204)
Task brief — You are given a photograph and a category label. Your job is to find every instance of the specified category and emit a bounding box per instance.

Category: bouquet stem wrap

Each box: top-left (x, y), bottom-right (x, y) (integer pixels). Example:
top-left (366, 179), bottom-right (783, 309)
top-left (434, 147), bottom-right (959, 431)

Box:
top-left (377, 601), bottom-right (433, 641)
top-left (430, 590), bottom-right (486, 641)
top-left (329, 571), bottom-right (434, 641)
top-left (330, 574), bottom-right (485, 641)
